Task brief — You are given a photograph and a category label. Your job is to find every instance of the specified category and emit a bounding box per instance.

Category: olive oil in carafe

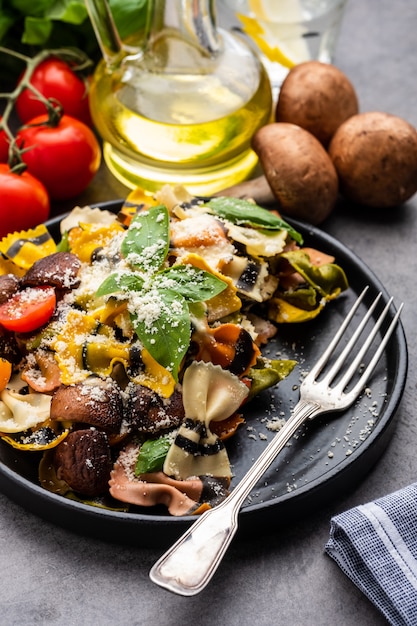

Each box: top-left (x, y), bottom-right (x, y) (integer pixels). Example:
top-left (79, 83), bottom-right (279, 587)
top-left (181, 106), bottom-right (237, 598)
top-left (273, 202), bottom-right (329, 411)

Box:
top-left (89, 29), bottom-right (272, 195)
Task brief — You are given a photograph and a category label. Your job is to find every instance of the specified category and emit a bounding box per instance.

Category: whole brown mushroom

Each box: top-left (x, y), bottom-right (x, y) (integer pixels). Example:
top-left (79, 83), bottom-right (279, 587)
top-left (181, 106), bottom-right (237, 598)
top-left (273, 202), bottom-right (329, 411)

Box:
top-left (328, 111), bottom-right (417, 207)
top-left (275, 61), bottom-right (359, 147)
top-left (250, 122), bottom-right (339, 224)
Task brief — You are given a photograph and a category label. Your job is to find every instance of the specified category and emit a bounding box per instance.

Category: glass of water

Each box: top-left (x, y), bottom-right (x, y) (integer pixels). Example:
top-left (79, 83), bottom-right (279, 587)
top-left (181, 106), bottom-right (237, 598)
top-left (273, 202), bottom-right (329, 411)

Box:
top-left (219, 0), bottom-right (348, 100)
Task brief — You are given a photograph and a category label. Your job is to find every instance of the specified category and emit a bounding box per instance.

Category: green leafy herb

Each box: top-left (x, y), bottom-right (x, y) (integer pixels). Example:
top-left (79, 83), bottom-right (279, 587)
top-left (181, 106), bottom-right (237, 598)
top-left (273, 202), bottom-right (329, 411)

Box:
top-left (121, 204), bottom-right (169, 272)
top-left (204, 197), bottom-right (303, 245)
top-left (130, 288), bottom-right (190, 376)
top-left (0, 0), bottom-right (150, 82)
top-left (96, 205), bottom-right (228, 380)
top-left (96, 271), bottom-right (144, 298)
top-left (135, 435), bottom-right (172, 475)
top-left (158, 265), bottom-right (227, 302)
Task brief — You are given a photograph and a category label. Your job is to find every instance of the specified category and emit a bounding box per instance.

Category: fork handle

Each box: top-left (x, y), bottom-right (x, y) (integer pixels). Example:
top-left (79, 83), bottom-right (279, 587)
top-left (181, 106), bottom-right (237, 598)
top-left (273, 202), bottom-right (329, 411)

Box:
top-left (149, 400), bottom-right (319, 595)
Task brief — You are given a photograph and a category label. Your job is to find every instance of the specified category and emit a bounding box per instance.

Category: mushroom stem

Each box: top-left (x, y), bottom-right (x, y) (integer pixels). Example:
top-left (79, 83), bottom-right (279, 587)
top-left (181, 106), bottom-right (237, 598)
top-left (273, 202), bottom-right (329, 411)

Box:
top-left (213, 175), bottom-right (276, 206)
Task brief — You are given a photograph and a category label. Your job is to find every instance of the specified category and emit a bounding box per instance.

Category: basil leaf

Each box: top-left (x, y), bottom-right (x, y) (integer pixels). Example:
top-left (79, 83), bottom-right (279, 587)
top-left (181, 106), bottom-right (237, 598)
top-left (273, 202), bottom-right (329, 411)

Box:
top-left (0, 1), bottom-right (150, 83)
top-left (205, 197), bottom-right (303, 245)
top-left (135, 435), bottom-right (172, 475)
top-left (46, 2), bottom-right (88, 24)
top-left (96, 271), bottom-right (144, 297)
top-left (130, 288), bottom-right (190, 380)
top-left (22, 16), bottom-right (53, 44)
top-left (121, 204), bottom-right (169, 272)
top-left (108, 0), bottom-right (148, 40)
top-left (157, 265), bottom-right (227, 302)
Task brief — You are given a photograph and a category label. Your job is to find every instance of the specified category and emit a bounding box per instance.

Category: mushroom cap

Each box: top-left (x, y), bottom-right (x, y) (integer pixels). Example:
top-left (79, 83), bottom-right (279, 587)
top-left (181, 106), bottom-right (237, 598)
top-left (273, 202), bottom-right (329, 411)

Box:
top-left (53, 428), bottom-right (111, 497)
top-left (51, 378), bottom-right (124, 433)
top-left (126, 386), bottom-right (185, 434)
top-left (0, 274), bottom-right (19, 304)
top-left (20, 251), bottom-right (81, 291)
top-left (275, 61), bottom-right (359, 147)
top-left (0, 332), bottom-right (21, 365)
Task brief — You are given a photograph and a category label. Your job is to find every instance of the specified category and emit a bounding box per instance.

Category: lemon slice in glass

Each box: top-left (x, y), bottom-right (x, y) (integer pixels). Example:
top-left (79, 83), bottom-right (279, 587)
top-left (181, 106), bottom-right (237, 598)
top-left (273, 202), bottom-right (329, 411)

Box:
top-left (238, 0), bottom-right (311, 68)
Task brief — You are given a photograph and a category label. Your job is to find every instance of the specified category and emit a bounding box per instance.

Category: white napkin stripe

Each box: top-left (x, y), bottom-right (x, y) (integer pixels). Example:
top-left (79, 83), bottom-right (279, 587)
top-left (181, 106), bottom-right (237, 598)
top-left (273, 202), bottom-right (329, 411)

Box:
top-left (358, 500), bottom-right (417, 591)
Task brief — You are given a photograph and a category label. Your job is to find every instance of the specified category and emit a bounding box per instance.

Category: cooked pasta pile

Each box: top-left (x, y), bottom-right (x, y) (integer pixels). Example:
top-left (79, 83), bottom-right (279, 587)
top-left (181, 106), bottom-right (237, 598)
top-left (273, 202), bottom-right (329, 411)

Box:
top-left (0, 186), bottom-right (348, 515)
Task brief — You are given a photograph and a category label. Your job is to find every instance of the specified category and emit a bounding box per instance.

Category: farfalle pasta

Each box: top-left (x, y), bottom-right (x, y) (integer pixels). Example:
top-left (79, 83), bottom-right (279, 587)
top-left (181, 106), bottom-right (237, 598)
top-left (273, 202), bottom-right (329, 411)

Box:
top-left (0, 186), bottom-right (348, 515)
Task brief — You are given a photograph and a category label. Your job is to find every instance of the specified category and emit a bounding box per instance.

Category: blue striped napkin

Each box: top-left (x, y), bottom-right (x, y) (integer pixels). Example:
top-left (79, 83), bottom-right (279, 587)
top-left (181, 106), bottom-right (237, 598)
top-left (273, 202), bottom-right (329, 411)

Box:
top-left (326, 483), bottom-right (417, 626)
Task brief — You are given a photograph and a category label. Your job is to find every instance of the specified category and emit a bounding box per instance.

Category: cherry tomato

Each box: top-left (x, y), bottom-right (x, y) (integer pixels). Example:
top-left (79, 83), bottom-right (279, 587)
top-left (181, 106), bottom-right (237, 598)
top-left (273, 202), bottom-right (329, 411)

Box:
top-left (0, 164), bottom-right (50, 238)
top-left (16, 114), bottom-right (101, 201)
top-left (0, 286), bottom-right (56, 333)
top-left (16, 57), bottom-right (93, 127)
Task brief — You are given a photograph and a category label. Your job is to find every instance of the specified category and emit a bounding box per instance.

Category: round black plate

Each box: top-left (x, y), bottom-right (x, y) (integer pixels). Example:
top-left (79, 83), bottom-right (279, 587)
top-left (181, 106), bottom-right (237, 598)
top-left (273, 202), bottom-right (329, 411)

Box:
top-left (0, 201), bottom-right (408, 547)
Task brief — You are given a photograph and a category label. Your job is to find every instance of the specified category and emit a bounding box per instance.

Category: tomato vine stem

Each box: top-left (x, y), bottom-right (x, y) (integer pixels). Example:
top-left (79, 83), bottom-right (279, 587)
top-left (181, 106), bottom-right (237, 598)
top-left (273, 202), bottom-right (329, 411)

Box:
top-left (0, 47), bottom-right (93, 173)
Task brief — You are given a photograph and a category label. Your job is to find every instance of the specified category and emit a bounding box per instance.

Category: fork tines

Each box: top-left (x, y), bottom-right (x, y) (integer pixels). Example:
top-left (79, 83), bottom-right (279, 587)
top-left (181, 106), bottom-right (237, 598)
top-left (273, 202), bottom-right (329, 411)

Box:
top-left (308, 286), bottom-right (403, 399)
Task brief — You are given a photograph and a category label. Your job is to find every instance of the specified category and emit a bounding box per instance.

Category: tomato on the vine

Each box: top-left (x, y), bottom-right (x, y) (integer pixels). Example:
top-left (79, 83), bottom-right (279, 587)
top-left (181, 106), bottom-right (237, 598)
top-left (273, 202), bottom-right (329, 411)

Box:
top-left (16, 114), bottom-right (101, 201)
top-left (0, 164), bottom-right (50, 238)
top-left (0, 286), bottom-right (56, 333)
top-left (16, 58), bottom-right (92, 127)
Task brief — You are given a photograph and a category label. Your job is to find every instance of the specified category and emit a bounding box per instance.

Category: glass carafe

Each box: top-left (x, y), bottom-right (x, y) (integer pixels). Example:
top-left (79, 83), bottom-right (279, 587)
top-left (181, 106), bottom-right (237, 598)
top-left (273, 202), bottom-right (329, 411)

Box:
top-left (85, 0), bottom-right (272, 195)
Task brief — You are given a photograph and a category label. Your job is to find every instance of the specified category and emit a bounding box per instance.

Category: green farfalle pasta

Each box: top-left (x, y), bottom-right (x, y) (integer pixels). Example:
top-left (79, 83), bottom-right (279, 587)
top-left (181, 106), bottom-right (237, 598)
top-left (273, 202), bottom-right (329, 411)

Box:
top-left (282, 250), bottom-right (349, 299)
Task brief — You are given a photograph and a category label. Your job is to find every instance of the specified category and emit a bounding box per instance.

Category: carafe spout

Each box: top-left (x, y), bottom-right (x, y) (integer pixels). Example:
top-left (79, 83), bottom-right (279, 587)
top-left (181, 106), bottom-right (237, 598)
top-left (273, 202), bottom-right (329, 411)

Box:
top-left (85, 0), bottom-right (127, 68)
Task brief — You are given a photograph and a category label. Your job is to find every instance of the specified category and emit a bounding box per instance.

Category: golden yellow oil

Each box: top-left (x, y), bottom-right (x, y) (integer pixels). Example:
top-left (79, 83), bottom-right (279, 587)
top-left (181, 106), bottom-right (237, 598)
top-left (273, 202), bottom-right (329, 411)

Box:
top-left (89, 38), bottom-right (272, 195)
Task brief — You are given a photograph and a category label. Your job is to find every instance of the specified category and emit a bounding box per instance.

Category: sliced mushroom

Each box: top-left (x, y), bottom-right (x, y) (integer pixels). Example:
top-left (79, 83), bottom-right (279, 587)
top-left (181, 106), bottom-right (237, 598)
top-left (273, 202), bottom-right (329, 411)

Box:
top-left (0, 273), bottom-right (19, 304)
top-left (125, 386), bottom-right (185, 434)
top-left (51, 378), bottom-right (124, 433)
top-left (21, 350), bottom-right (62, 392)
top-left (0, 329), bottom-right (22, 366)
top-left (53, 428), bottom-right (112, 497)
top-left (20, 252), bottom-right (81, 291)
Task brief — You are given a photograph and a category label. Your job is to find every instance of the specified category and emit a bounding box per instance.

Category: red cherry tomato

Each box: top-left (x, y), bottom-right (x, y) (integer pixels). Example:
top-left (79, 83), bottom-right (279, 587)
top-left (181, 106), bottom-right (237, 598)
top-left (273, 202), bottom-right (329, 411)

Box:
top-left (0, 286), bottom-right (56, 333)
top-left (16, 114), bottom-right (101, 201)
top-left (16, 57), bottom-right (93, 127)
top-left (0, 164), bottom-right (50, 238)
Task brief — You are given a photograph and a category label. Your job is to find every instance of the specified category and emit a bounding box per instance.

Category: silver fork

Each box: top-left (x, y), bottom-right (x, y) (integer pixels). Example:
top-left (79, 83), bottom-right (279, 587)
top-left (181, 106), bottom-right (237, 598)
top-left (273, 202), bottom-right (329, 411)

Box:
top-left (149, 287), bottom-right (403, 596)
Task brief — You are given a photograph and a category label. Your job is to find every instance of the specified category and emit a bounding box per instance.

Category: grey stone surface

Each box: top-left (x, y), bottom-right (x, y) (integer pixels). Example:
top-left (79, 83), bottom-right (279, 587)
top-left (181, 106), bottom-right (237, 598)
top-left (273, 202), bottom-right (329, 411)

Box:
top-left (1, 1), bottom-right (417, 623)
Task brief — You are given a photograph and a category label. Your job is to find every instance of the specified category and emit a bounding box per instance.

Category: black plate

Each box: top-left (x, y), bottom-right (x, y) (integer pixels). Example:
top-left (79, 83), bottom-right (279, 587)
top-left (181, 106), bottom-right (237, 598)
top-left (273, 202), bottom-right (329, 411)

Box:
top-left (0, 201), bottom-right (408, 547)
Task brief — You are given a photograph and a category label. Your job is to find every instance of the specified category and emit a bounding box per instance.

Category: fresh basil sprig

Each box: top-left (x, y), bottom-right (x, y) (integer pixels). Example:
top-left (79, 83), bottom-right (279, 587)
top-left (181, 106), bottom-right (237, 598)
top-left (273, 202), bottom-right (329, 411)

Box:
top-left (204, 197), bottom-right (303, 245)
top-left (96, 205), bottom-right (227, 379)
